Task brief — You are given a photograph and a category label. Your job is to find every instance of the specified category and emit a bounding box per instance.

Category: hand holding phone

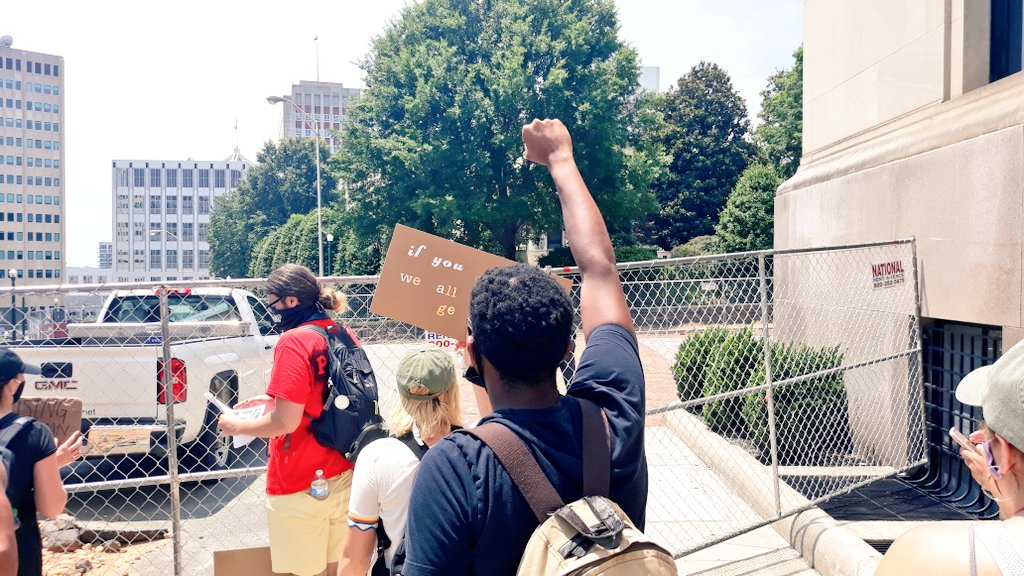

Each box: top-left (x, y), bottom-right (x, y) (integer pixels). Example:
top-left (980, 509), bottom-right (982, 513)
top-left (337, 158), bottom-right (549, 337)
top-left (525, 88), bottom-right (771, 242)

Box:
top-left (949, 427), bottom-right (976, 452)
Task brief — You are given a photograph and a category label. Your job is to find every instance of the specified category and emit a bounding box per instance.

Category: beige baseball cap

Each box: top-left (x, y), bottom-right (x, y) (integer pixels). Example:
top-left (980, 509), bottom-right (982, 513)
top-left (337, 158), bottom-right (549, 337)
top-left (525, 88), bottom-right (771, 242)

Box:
top-left (955, 338), bottom-right (1024, 450)
top-left (396, 345), bottom-right (455, 401)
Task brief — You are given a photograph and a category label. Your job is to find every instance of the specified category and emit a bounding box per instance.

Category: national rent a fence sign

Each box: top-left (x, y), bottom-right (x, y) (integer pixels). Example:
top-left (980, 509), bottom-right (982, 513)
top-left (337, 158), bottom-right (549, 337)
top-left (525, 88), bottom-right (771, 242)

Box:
top-left (871, 260), bottom-right (906, 290)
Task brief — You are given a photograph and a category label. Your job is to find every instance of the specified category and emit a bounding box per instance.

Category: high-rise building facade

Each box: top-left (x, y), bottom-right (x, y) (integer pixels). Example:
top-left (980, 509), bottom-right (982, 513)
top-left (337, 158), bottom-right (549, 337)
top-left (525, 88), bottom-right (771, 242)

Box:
top-left (276, 81), bottom-right (362, 154)
top-left (0, 37), bottom-right (65, 286)
top-left (111, 152), bottom-right (251, 282)
top-left (98, 242), bottom-right (112, 269)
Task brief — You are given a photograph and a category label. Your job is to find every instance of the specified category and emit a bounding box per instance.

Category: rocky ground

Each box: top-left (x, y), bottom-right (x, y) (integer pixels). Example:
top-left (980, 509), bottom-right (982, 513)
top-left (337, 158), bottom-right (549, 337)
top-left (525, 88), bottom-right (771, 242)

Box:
top-left (39, 514), bottom-right (170, 576)
top-left (42, 540), bottom-right (167, 576)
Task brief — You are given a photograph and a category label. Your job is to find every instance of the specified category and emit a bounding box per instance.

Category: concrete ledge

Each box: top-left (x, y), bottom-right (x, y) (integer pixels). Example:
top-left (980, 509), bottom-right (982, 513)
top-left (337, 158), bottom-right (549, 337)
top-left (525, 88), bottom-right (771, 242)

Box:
top-left (663, 406), bottom-right (881, 576)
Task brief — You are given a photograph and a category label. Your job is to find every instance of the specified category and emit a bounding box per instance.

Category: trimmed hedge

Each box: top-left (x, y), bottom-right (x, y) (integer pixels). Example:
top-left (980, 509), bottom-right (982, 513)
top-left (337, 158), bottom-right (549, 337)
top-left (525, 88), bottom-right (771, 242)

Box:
top-left (673, 327), bottom-right (731, 404)
top-left (538, 245), bottom-right (660, 268)
top-left (741, 341), bottom-right (849, 465)
top-left (700, 327), bottom-right (761, 435)
top-left (672, 328), bottom-right (850, 463)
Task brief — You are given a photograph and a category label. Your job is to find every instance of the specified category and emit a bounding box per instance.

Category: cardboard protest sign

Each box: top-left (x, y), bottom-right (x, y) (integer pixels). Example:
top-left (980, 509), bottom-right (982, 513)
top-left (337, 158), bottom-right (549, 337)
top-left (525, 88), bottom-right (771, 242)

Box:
top-left (370, 224), bottom-right (572, 341)
top-left (214, 547), bottom-right (276, 576)
top-left (15, 397), bottom-right (82, 445)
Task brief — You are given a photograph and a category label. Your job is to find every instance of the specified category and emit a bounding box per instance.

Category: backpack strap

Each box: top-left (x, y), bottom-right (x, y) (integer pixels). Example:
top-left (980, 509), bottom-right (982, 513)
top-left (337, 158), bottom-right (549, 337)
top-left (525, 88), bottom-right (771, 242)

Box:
top-left (465, 423), bottom-right (563, 523)
top-left (301, 322), bottom-right (358, 349)
top-left (579, 398), bottom-right (610, 498)
top-left (396, 432), bottom-right (429, 461)
top-left (463, 400), bottom-right (611, 523)
top-left (0, 416), bottom-right (34, 449)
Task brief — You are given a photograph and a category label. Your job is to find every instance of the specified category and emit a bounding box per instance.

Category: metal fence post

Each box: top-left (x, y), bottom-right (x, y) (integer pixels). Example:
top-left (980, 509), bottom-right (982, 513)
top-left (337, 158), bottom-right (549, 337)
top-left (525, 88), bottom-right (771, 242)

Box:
top-left (758, 255), bottom-right (782, 516)
top-left (159, 288), bottom-right (184, 575)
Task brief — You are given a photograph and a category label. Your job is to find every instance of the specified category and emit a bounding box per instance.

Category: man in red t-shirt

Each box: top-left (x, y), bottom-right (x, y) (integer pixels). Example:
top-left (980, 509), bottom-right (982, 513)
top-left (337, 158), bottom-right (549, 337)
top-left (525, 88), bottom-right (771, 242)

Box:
top-left (220, 263), bottom-right (357, 576)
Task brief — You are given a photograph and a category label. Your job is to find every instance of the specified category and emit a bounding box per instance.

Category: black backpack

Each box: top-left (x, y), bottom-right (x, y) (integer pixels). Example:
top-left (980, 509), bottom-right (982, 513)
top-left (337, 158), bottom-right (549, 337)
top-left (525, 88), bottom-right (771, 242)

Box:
top-left (301, 323), bottom-right (385, 460)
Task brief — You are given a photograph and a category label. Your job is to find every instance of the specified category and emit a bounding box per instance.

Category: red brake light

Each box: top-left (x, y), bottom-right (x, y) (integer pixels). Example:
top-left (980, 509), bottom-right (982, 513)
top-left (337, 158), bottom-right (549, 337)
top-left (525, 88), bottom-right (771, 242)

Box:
top-left (155, 288), bottom-right (192, 296)
top-left (157, 358), bottom-right (187, 404)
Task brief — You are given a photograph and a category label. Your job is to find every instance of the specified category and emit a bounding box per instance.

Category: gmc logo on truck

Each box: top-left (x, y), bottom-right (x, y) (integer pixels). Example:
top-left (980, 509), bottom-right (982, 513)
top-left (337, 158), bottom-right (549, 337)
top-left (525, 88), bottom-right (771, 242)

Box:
top-left (35, 380), bottom-right (78, 391)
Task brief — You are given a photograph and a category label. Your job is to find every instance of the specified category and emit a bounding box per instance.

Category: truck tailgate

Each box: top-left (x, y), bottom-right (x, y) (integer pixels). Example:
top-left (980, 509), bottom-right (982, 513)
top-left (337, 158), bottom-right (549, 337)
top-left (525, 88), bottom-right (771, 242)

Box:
top-left (17, 346), bottom-right (161, 420)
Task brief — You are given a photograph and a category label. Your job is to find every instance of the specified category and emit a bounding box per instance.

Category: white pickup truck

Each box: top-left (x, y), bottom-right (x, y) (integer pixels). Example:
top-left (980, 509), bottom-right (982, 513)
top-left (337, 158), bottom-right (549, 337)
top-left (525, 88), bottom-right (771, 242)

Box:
top-left (12, 287), bottom-right (280, 470)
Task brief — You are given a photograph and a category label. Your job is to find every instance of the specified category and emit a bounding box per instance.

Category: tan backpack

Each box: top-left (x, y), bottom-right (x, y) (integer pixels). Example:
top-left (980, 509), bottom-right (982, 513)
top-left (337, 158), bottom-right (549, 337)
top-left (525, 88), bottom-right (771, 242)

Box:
top-left (467, 399), bottom-right (677, 576)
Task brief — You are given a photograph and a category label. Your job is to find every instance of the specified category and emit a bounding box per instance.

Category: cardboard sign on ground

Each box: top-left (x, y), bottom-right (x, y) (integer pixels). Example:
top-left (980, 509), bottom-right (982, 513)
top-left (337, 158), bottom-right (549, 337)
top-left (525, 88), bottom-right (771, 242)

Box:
top-left (213, 547), bottom-right (277, 576)
top-left (14, 397), bottom-right (82, 445)
top-left (371, 224), bottom-right (572, 341)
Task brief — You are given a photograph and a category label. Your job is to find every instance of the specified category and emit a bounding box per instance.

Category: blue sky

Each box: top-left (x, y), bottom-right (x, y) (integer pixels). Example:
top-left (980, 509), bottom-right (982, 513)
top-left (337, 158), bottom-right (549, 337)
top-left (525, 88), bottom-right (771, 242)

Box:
top-left (2, 0), bottom-right (802, 267)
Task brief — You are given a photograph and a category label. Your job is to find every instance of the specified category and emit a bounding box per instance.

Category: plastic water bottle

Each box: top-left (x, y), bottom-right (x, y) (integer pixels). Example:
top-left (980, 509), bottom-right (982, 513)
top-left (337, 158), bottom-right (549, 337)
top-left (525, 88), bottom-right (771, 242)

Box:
top-left (310, 469), bottom-right (329, 500)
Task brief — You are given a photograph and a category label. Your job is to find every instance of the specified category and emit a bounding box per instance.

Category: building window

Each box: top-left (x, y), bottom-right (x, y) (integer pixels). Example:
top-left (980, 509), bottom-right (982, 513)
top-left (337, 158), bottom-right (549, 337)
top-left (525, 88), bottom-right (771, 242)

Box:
top-left (150, 168), bottom-right (161, 188)
top-left (182, 195), bottom-right (193, 214)
top-left (166, 169), bottom-right (177, 188)
top-left (150, 250), bottom-right (162, 269)
top-left (991, 0), bottom-right (1024, 82)
top-left (166, 222), bottom-right (178, 238)
top-left (183, 170), bottom-right (193, 188)
top-left (198, 250), bottom-right (210, 268)
top-left (183, 249), bottom-right (194, 269)
top-left (230, 169), bottom-right (242, 188)
top-left (133, 168), bottom-right (145, 187)
top-left (149, 195), bottom-right (161, 215)
top-left (198, 223), bottom-right (208, 242)
top-left (166, 195), bottom-right (177, 214)
top-left (182, 222), bottom-right (194, 241)
top-left (198, 169), bottom-right (210, 188)
top-left (166, 249), bottom-right (178, 269)
top-left (214, 169), bottom-right (226, 188)
top-left (198, 195), bottom-right (210, 215)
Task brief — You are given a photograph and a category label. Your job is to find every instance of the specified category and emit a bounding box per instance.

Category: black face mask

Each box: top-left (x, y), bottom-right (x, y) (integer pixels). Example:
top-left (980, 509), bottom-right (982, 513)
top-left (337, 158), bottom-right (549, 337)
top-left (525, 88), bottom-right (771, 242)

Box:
top-left (275, 303), bottom-right (320, 332)
top-left (11, 379), bottom-right (25, 404)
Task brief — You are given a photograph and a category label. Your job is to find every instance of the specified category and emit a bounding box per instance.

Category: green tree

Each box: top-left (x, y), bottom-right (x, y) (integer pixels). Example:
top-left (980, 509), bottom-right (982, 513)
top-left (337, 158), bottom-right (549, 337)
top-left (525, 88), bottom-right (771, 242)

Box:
top-left (650, 62), bottom-right (752, 249)
top-left (714, 163), bottom-right (781, 253)
top-left (337, 0), bottom-right (662, 260)
top-left (209, 138), bottom-right (337, 278)
top-left (247, 208), bottom-right (351, 277)
top-left (754, 46), bottom-right (803, 180)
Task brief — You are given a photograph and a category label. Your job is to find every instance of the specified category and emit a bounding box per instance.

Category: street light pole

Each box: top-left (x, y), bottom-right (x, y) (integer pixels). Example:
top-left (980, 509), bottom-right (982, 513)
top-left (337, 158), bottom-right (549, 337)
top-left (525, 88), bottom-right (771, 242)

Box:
top-left (267, 95), bottom-right (324, 277)
top-left (8, 269), bottom-right (16, 341)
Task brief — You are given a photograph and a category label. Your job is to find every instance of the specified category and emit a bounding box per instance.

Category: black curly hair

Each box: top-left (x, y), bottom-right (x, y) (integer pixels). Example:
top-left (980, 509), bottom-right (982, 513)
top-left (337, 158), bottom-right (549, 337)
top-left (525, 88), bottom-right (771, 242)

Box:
top-left (469, 263), bottom-right (574, 386)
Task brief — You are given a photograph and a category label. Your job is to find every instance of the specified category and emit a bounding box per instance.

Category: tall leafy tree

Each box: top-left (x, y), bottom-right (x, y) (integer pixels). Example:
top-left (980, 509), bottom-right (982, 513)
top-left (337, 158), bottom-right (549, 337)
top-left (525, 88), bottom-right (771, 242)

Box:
top-left (209, 138), bottom-right (337, 278)
top-left (714, 163), bottom-right (780, 253)
top-left (337, 0), bottom-right (662, 260)
top-left (650, 62), bottom-right (752, 249)
top-left (755, 46), bottom-right (803, 180)
top-left (247, 208), bottom-right (346, 277)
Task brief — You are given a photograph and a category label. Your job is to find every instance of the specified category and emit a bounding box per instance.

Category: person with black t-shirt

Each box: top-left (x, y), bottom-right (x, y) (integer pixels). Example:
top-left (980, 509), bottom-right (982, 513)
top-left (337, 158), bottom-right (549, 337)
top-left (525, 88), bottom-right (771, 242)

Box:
top-left (402, 119), bottom-right (648, 576)
top-left (0, 348), bottom-right (82, 576)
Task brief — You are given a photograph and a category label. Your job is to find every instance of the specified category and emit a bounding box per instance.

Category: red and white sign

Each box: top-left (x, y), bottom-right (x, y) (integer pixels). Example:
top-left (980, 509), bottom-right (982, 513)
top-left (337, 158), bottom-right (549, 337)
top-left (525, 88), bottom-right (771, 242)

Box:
top-left (425, 331), bottom-right (460, 349)
top-left (871, 260), bottom-right (906, 290)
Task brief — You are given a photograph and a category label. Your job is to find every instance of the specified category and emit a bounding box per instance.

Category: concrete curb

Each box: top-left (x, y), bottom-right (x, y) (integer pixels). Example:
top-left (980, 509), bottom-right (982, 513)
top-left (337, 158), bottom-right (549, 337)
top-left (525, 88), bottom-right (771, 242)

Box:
top-left (663, 406), bottom-right (881, 576)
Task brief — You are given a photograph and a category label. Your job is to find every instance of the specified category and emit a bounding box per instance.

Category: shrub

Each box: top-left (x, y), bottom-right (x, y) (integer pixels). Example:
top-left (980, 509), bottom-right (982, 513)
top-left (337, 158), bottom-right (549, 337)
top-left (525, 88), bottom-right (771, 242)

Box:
top-left (615, 245), bottom-right (659, 263)
top-left (701, 327), bottom-right (762, 436)
top-left (670, 235), bottom-right (716, 258)
top-left (673, 327), bottom-right (731, 404)
top-left (741, 341), bottom-right (849, 465)
top-left (537, 247), bottom-right (575, 268)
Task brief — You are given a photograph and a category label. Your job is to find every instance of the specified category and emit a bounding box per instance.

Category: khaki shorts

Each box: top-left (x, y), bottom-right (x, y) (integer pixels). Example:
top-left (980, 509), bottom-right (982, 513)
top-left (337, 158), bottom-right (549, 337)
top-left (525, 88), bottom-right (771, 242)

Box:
top-left (265, 471), bottom-right (352, 576)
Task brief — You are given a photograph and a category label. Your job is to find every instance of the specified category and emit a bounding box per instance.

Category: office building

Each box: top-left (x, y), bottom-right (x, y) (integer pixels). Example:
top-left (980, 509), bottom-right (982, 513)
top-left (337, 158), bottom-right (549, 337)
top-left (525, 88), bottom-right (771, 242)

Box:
top-left (0, 37), bottom-right (65, 287)
top-left (274, 80), bottom-right (362, 154)
top-left (111, 150), bottom-right (251, 282)
top-left (98, 242), bottom-right (112, 269)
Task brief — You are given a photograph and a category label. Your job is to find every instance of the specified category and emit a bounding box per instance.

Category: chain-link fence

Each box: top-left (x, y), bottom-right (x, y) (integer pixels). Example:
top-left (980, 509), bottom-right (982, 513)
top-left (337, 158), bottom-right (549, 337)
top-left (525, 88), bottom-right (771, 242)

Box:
top-left (619, 238), bottom-right (925, 556)
top-left (1, 238), bottom-right (923, 574)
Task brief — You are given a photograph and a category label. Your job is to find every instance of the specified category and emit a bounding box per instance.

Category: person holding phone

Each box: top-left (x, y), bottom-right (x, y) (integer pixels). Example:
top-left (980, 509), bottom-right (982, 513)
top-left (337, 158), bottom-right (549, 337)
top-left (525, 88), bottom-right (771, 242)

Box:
top-left (876, 338), bottom-right (1024, 576)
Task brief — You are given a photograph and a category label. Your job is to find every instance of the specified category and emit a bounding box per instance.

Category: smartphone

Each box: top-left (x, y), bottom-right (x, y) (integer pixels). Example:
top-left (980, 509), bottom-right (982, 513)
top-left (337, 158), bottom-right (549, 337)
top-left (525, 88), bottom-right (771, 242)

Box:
top-left (949, 427), bottom-right (975, 451)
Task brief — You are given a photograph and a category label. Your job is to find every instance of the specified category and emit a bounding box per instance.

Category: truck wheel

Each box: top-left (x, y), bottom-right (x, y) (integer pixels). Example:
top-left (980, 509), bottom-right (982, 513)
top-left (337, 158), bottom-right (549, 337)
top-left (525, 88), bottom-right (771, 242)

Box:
top-left (183, 376), bottom-right (237, 472)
